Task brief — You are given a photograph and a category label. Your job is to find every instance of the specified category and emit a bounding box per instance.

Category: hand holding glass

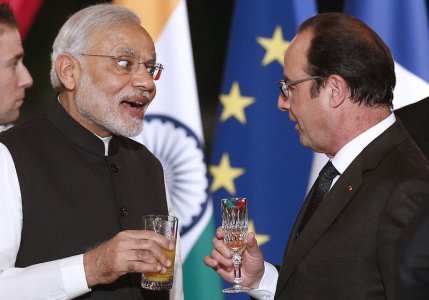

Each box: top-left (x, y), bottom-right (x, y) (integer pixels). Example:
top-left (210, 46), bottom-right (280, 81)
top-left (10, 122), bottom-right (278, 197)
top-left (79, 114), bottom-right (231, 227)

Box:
top-left (221, 197), bottom-right (254, 293)
top-left (141, 215), bottom-right (178, 291)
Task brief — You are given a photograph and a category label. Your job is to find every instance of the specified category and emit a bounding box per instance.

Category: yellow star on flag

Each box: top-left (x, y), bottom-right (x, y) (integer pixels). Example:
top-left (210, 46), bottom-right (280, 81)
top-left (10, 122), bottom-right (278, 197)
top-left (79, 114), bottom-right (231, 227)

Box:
top-left (257, 25), bottom-right (290, 66)
top-left (248, 219), bottom-right (271, 246)
top-left (209, 153), bottom-right (245, 194)
top-left (219, 82), bottom-right (255, 124)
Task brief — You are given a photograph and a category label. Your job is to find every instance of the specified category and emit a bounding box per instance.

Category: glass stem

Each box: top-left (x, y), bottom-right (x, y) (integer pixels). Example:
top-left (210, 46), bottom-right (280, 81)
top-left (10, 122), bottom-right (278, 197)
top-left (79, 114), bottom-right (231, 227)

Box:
top-left (232, 252), bottom-right (243, 286)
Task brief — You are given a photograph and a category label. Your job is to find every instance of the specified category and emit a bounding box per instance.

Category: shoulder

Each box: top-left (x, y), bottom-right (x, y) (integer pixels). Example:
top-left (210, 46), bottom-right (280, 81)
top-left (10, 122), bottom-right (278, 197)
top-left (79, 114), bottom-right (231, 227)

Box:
top-left (396, 98), bottom-right (429, 160)
top-left (116, 136), bottom-right (163, 166)
top-left (0, 114), bottom-right (48, 142)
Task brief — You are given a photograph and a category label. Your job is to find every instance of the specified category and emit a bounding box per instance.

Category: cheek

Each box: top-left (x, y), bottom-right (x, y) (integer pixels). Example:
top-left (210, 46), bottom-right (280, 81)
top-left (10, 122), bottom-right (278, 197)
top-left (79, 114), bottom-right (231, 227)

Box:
top-left (93, 75), bottom-right (128, 94)
top-left (0, 71), bottom-right (15, 89)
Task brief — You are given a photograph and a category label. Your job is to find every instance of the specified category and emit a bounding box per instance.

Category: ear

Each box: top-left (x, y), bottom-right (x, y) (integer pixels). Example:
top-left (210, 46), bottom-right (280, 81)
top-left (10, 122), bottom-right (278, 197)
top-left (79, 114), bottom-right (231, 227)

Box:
top-left (326, 74), bottom-right (347, 108)
top-left (55, 54), bottom-right (80, 91)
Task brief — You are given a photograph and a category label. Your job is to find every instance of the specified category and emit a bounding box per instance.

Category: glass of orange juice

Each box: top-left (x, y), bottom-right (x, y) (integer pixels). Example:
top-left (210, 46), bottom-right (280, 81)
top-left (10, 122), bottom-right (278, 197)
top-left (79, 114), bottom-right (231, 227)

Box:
top-left (141, 215), bottom-right (178, 290)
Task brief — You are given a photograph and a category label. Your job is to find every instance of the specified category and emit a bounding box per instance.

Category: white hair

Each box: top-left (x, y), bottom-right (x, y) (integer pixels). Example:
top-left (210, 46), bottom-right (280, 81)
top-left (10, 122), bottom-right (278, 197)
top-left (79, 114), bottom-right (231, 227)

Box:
top-left (50, 4), bottom-right (141, 90)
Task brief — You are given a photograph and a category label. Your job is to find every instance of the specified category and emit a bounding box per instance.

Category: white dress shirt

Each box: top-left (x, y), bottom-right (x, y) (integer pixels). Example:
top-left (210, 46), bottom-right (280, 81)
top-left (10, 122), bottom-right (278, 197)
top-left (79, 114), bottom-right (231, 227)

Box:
top-left (248, 113), bottom-right (396, 299)
top-left (0, 124), bottom-right (13, 133)
top-left (0, 137), bottom-right (183, 299)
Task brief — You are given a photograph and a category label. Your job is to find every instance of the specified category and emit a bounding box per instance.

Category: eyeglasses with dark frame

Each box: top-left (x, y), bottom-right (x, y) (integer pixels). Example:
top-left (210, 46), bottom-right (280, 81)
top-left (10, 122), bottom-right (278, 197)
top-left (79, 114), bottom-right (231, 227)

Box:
top-left (277, 76), bottom-right (321, 98)
top-left (80, 53), bottom-right (164, 80)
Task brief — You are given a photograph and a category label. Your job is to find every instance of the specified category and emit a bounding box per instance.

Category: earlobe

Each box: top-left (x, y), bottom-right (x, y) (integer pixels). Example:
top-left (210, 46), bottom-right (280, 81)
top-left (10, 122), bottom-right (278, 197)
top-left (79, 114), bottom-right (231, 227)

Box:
top-left (56, 54), bottom-right (78, 90)
top-left (327, 75), bottom-right (347, 108)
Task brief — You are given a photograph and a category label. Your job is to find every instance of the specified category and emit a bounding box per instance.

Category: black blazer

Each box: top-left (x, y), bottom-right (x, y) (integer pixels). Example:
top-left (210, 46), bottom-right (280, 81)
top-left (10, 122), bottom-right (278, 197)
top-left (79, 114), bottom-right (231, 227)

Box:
top-left (275, 119), bottom-right (429, 300)
top-left (396, 96), bottom-right (429, 160)
top-left (395, 193), bottom-right (429, 300)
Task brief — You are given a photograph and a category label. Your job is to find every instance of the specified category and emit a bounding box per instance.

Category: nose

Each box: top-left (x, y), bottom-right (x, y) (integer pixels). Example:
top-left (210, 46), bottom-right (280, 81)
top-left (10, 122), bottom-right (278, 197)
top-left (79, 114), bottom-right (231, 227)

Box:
top-left (132, 65), bottom-right (156, 92)
top-left (18, 62), bottom-right (33, 89)
top-left (278, 93), bottom-right (290, 111)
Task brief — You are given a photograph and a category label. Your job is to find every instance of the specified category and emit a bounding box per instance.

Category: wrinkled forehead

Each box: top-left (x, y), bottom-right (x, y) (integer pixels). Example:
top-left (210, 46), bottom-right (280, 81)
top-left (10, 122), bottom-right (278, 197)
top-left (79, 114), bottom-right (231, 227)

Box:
top-left (87, 23), bottom-right (156, 60)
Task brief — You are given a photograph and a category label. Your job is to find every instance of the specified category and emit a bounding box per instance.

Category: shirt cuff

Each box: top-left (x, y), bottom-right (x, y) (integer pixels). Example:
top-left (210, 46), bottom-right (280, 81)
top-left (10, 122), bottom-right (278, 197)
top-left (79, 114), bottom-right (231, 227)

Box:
top-left (247, 262), bottom-right (278, 300)
top-left (60, 254), bottom-right (91, 299)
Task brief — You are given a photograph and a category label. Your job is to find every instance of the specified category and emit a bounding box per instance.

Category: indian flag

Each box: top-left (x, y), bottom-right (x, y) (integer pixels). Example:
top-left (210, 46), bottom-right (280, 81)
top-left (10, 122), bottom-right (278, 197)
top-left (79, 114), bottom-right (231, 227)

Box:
top-left (113, 1), bottom-right (223, 299)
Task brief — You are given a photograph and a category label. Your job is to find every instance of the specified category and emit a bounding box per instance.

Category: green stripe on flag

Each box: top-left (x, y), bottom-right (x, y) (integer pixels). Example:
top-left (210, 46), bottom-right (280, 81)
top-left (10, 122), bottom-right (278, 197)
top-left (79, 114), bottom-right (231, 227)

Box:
top-left (183, 217), bottom-right (224, 300)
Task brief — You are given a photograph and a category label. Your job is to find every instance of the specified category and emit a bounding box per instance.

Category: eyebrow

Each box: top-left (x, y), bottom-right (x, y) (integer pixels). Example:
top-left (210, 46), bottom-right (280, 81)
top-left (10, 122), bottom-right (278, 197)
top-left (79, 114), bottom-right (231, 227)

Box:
top-left (115, 46), bottom-right (157, 63)
top-left (115, 46), bottom-right (139, 58)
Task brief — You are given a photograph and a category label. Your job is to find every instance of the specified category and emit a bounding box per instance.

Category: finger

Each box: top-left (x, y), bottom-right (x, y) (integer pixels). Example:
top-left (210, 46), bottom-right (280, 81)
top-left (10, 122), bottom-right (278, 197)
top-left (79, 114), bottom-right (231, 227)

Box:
top-left (245, 232), bottom-right (260, 254)
top-left (135, 239), bottom-right (172, 268)
top-left (210, 248), bottom-right (233, 268)
top-left (247, 232), bottom-right (257, 247)
top-left (125, 230), bottom-right (172, 249)
top-left (203, 255), bottom-right (218, 268)
top-left (133, 249), bottom-right (158, 264)
top-left (125, 260), bottom-right (164, 274)
top-left (215, 226), bottom-right (224, 239)
top-left (216, 266), bottom-right (235, 282)
top-left (204, 255), bottom-right (234, 278)
top-left (211, 233), bottom-right (232, 258)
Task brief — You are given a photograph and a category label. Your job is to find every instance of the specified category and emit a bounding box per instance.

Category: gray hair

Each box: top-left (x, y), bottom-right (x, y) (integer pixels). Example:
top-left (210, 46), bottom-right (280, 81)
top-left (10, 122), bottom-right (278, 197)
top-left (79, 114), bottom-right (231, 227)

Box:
top-left (50, 4), bottom-right (141, 90)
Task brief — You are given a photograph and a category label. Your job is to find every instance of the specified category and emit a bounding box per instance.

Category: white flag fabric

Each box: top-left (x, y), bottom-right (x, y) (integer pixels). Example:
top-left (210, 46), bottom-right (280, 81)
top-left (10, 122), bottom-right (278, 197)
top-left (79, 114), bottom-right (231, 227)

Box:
top-left (113, 1), bottom-right (223, 299)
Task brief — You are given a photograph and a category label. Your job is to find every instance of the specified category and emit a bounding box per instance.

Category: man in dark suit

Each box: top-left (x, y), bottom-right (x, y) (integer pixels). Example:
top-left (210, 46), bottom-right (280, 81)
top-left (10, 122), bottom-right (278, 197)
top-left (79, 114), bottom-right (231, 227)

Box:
top-left (393, 97), bottom-right (429, 300)
top-left (394, 199), bottom-right (429, 300)
top-left (204, 13), bottom-right (429, 300)
top-left (395, 96), bottom-right (429, 160)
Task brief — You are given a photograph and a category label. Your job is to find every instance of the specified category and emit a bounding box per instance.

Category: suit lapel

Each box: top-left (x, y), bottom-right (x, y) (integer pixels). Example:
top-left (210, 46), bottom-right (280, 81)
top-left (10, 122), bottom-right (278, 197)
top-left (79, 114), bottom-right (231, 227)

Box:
top-left (275, 120), bottom-right (410, 297)
top-left (275, 164), bottom-right (363, 295)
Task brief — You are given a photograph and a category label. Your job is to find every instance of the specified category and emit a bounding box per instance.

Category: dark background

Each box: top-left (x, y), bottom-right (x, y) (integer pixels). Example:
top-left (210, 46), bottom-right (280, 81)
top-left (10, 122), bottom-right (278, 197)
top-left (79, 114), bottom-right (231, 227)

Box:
top-left (21, 0), bottom-right (429, 158)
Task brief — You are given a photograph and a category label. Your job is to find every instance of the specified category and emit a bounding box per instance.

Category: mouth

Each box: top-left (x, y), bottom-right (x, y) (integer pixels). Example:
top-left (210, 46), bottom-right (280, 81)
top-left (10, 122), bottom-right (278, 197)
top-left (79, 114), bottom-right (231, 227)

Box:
top-left (123, 100), bottom-right (145, 108)
top-left (120, 98), bottom-right (150, 110)
top-left (15, 99), bottom-right (24, 108)
top-left (120, 96), bottom-right (150, 119)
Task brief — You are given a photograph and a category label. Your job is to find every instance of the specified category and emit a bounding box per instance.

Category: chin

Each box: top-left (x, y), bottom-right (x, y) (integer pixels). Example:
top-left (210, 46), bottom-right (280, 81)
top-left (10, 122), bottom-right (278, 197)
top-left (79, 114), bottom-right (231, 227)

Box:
top-left (299, 136), bottom-right (310, 148)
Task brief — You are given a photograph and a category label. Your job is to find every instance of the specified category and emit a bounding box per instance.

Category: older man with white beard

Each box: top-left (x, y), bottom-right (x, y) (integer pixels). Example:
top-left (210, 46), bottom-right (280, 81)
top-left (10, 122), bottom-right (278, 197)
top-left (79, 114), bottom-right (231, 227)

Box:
top-left (0, 4), bottom-right (182, 300)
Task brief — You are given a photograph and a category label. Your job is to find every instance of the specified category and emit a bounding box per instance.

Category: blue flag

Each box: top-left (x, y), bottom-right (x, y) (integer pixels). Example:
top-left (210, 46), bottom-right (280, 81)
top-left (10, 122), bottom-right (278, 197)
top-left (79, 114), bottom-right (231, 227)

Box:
top-left (344, 0), bottom-right (429, 108)
top-left (209, 0), bottom-right (317, 298)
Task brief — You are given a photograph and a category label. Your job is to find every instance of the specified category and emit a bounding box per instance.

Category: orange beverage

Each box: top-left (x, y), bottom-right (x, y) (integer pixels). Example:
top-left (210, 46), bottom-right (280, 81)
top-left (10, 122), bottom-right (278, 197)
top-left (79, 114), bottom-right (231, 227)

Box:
top-left (144, 246), bottom-right (176, 282)
top-left (141, 214), bottom-right (178, 291)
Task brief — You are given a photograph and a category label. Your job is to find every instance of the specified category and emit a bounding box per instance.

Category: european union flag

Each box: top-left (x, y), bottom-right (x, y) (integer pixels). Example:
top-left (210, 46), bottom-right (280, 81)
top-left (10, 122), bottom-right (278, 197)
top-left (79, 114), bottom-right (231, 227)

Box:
top-left (344, 0), bottom-right (429, 108)
top-left (209, 0), bottom-right (317, 297)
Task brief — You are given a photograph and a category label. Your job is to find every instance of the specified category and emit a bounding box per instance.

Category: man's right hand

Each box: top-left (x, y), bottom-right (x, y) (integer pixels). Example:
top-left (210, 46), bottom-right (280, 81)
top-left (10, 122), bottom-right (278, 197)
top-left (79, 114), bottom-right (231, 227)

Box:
top-left (203, 227), bottom-right (265, 289)
top-left (83, 230), bottom-right (174, 287)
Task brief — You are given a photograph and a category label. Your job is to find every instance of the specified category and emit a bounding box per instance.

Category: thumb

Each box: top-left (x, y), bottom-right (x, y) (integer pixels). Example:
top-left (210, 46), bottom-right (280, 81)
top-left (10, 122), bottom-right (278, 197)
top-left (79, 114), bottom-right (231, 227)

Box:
top-left (246, 232), bottom-right (262, 257)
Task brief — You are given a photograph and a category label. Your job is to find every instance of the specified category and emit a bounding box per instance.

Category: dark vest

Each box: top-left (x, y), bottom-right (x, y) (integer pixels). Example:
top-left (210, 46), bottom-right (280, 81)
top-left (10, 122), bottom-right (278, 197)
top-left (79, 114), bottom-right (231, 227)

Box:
top-left (0, 101), bottom-right (169, 300)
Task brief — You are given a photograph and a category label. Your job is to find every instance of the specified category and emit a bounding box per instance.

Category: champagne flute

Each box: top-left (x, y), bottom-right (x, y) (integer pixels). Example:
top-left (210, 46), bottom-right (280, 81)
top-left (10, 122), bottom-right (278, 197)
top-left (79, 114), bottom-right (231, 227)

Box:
top-left (221, 197), bottom-right (253, 293)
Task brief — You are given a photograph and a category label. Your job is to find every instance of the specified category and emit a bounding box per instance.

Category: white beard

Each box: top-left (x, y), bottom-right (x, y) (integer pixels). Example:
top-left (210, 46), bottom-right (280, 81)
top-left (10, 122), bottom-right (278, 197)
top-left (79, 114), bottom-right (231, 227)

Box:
top-left (75, 71), bottom-right (148, 137)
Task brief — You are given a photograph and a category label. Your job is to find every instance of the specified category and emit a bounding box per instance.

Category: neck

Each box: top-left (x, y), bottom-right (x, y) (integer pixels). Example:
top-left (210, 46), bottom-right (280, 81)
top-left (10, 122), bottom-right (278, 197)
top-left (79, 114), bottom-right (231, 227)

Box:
top-left (327, 104), bottom-right (391, 156)
top-left (58, 91), bottom-right (111, 137)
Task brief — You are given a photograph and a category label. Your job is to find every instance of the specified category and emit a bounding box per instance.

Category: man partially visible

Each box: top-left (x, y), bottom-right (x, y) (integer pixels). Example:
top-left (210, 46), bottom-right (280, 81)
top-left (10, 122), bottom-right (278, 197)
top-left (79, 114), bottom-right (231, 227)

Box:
top-left (0, 4), bottom-right (182, 299)
top-left (395, 96), bottom-right (429, 160)
top-left (394, 198), bottom-right (429, 300)
top-left (0, 3), bottom-right (33, 132)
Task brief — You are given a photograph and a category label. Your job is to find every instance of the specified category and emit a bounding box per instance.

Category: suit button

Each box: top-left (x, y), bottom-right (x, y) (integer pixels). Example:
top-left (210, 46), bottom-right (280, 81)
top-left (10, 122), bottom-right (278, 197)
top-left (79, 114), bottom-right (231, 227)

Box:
top-left (110, 163), bottom-right (119, 173)
top-left (119, 207), bottom-right (128, 218)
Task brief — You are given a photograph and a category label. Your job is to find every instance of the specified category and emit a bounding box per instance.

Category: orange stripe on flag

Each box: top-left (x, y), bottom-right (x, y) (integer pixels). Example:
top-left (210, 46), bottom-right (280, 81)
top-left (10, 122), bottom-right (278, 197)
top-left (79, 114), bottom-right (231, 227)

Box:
top-left (113, 0), bottom-right (180, 41)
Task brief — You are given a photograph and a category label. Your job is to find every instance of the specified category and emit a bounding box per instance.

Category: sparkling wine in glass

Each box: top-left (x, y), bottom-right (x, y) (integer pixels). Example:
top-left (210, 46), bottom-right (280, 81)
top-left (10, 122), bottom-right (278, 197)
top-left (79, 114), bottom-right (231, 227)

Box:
top-left (221, 197), bottom-right (253, 293)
